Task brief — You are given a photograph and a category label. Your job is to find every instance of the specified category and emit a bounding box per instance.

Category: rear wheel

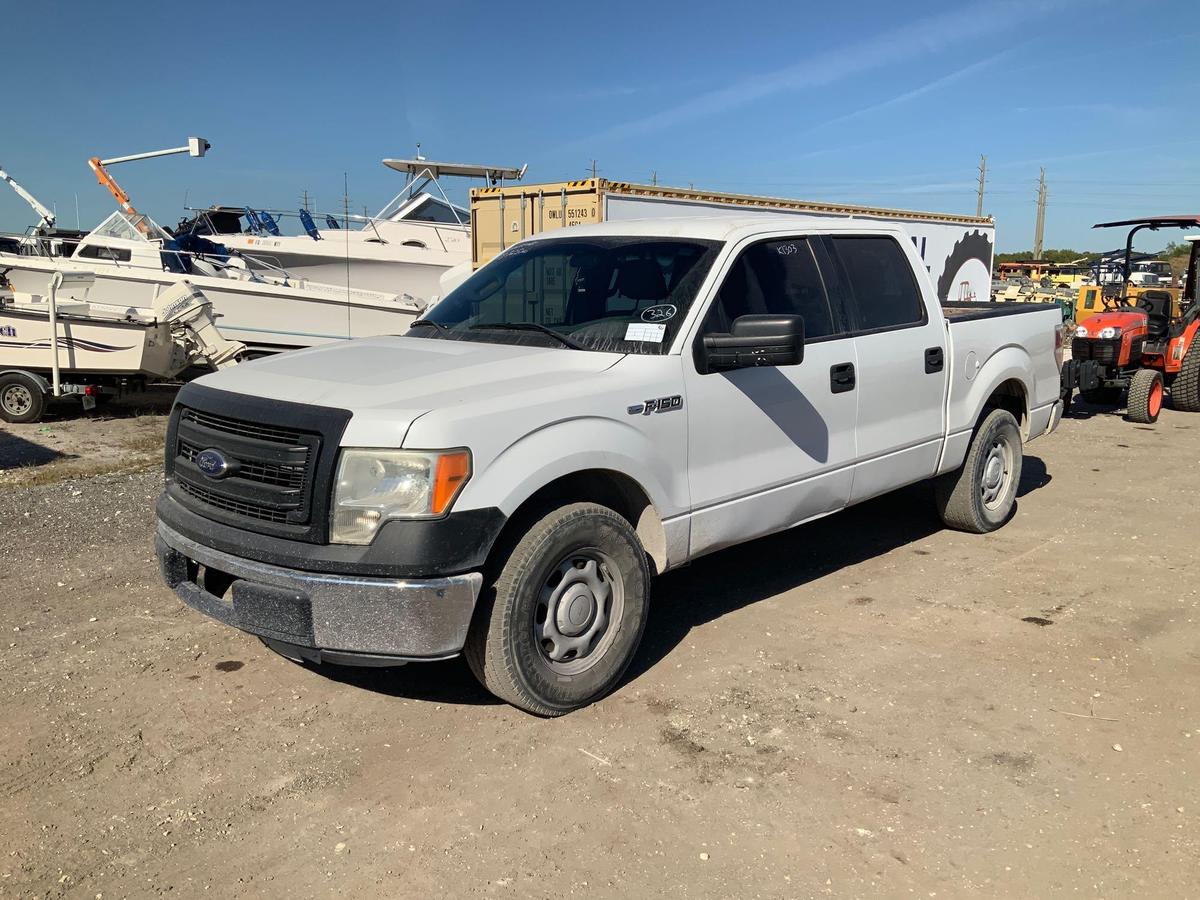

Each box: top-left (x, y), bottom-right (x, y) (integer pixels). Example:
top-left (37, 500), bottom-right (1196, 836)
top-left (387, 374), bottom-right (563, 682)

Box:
top-left (935, 408), bottom-right (1023, 534)
top-left (465, 502), bottom-right (650, 716)
top-left (1127, 368), bottom-right (1164, 424)
top-left (1173, 343), bottom-right (1200, 412)
top-left (0, 372), bottom-right (46, 424)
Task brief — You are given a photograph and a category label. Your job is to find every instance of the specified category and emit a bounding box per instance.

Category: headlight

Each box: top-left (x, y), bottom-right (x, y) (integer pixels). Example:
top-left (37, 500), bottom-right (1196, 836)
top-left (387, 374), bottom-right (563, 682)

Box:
top-left (1098, 326), bottom-right (1121, 339)
top-left (1075, 326), bottom-right (1088, 338)
top-left (331, 448), bottom-right (471, 544)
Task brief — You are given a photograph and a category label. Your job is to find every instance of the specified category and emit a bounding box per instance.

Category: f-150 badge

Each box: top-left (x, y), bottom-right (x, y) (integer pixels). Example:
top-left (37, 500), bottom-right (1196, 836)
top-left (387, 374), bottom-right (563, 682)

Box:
top-left (628, 395), bottom-right (683, 416)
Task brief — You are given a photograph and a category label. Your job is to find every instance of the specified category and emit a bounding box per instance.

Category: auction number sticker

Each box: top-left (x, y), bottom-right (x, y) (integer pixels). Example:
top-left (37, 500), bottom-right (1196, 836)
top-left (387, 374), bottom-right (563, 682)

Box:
top-left (625, 322), bottom-right (667, 343)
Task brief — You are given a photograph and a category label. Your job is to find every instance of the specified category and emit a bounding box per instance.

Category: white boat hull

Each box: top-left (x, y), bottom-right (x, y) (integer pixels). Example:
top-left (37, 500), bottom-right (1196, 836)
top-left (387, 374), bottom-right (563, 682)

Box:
top-left (221, 219), bottom-right (469, 300)
top-left (232, 251), bottom-right (448, 299)
top-left (1, 257), bottom-right (421, 351)
top-left (0, 306), bottom-right (176, 375)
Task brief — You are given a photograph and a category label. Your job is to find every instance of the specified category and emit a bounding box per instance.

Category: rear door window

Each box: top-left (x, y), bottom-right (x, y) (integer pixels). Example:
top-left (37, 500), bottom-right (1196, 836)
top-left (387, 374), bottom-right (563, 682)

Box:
top-left (828, 236), bottom-right (926, 332)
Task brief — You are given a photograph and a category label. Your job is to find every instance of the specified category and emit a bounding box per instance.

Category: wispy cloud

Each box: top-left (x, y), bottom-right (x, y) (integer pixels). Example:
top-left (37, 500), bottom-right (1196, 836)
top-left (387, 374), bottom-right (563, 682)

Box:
top-left (568, 0), bottom-right (1082, 148)
top-left (807, 44), bottom-right (1027, 133)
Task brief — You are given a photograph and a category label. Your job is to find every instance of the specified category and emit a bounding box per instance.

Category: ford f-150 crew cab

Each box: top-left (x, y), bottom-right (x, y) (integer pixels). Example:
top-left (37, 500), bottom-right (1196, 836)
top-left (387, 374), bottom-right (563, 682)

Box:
top-left (155, 216), bottom-right (1065, 715)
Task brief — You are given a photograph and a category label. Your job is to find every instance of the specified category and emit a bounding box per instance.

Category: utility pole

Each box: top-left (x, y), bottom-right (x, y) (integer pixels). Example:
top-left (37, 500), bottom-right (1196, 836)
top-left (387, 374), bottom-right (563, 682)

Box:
top-left (651, 170), bottom-right (658, 186)
top-left (300, 189), bottom-right (310, 212)
top-left (1033, 168), bottom-right (1047, 260)
top-left (590, 159), bottom-right (598, 179)
top-left (975, 155), bottom-right (987, 217)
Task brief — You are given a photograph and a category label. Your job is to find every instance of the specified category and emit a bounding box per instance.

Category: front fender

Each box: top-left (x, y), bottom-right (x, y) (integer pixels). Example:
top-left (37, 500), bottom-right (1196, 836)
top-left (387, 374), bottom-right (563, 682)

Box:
top-left (458, 415), bottom-right (687, 521)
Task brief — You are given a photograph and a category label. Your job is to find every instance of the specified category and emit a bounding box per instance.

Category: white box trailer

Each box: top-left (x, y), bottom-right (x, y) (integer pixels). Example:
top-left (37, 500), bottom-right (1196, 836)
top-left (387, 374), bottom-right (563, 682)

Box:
top-left (469, 179), bottom-right (995, 304)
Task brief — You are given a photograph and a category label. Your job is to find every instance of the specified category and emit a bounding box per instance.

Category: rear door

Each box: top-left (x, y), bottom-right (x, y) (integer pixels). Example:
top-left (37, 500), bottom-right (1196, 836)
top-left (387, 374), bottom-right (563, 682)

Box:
top-left (819, 234), bottom-right (948, 503)
top-left (682, 234), bottom-right (859, 558)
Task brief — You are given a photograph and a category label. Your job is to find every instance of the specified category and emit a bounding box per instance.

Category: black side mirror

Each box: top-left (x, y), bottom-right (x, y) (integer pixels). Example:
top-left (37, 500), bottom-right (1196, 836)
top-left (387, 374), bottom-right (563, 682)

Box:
top-left (701, 314), bottom-right (804, 373)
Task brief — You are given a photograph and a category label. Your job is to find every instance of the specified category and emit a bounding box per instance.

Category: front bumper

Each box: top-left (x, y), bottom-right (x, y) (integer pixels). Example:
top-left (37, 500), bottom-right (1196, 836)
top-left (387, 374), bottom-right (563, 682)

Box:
top-left (156, 521), bottom-right (483, 661)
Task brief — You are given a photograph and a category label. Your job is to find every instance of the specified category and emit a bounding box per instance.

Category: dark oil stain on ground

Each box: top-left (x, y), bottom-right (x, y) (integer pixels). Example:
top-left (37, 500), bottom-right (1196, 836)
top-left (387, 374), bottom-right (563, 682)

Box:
top-left (215, 660), bottom-right (245, 673)
top-left (1021, 616), bottom-right (1054, 627)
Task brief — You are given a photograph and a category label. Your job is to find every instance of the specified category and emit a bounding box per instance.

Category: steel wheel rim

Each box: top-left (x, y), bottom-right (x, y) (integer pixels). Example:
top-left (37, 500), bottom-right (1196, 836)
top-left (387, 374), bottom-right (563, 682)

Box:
top-left (1, 384), bottom-right (32, 416)
top-left (980, 434), bottom-right (1014, 510)
top-left (533, 548), bottom-right (625, 676)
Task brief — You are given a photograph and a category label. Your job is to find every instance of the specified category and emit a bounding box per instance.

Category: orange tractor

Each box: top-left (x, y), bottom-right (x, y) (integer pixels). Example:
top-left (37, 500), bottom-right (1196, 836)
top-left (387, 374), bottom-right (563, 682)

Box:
top-left (1062, 216), bottom-right (1200, 424)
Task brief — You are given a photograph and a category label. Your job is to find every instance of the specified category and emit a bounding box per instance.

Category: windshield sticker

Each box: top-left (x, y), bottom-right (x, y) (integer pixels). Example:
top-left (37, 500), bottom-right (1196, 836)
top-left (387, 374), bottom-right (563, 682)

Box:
top-left (640, 304), bottom-right (677, 323)
top-left (625, 322), bottom-right (666, 343)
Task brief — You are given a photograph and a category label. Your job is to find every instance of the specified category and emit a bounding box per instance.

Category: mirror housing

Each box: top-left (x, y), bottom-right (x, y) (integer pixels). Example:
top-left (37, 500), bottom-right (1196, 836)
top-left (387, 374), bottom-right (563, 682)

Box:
top-left (701, 314), bottom-right (804, 373)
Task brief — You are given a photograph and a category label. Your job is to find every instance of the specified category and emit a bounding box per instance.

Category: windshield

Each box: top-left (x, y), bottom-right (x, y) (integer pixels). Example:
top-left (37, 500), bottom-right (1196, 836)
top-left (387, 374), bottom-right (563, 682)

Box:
top-left (91, 210), bottom-right (171, 243)
top-left (411, 236), bottom-right (721, 354)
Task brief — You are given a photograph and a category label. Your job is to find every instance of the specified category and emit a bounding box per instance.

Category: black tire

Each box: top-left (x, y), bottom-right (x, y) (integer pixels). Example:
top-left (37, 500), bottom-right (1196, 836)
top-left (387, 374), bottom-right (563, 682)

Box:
top-left (934, 408), bottom-right (1023, 534)
top-left (464, 502), bottom-right (650, 716)
top-left (0, 372), bottom-right (47, 424)
top-left (1127, 368), bottom-right (1163, 424)
top-left (1080, 386), bottom-right (1122, 406)
top-left (1173, 343), bottom-right (1200, 412)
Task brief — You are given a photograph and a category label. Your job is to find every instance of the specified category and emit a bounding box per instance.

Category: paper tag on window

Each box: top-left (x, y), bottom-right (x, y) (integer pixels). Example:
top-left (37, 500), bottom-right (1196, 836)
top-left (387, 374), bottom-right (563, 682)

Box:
top-left (624, 322), bottom-right (666, 343)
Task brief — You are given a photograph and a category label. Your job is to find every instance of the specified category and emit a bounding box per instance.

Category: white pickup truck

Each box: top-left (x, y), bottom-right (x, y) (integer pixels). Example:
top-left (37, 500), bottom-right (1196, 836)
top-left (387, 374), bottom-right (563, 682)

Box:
top-left (155, 216), bottom-right (1065, 715)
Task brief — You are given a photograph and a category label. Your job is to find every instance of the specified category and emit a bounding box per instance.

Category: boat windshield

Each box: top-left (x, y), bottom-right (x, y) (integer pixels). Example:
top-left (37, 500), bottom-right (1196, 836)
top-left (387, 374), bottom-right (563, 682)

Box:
top-left (90, 210), bottom-right (172, 243)
top-left (374, 193), bottom-right (469, 226)
top-left (409, 236), bottom-right (721, 355)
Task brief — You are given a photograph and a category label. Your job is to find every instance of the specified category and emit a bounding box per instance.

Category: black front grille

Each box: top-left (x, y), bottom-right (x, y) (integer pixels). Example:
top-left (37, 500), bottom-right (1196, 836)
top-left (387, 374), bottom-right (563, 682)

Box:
top-left (165, 385), bottom-right (351, 544)
top-left (178, 480), bottom-right (291, 524)
top-left (1072, 337), bottom-right (1121, 366)
top-left (179, 439), bottom-right (307, 489)
top-left (180, 408), bottom-right (303, 445)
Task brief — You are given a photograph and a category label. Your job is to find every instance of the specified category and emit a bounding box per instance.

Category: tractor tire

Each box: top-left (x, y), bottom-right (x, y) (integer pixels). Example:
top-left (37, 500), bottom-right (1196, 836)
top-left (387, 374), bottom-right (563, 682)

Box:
top-left (465, 502), bottom-right (650, 716)
top-left (0, 372), bottom-right (47, 424)
top-left (1173, 343), bottom-right (1200, 412)
top-left (934, 408), bottom-right (1023, 534)
top-left (1080, 386), bottom-right (1122, 406)
top-left (1127, 369), bottom-right (1164, 424)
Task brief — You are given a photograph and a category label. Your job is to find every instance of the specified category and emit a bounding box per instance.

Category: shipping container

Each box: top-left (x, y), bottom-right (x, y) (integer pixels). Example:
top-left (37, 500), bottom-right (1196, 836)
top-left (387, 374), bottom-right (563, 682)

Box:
top-left (470, 179), bottom-right (996, 303)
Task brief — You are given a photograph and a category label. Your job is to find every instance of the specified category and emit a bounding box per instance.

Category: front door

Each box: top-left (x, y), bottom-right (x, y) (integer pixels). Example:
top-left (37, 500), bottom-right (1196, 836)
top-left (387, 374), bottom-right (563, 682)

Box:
top-left (683, 235), bottom-right (859, 559)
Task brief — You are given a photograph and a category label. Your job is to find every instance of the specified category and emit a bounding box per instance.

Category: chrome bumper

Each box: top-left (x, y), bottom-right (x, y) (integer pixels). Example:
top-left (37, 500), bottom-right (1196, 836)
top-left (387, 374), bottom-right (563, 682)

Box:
top-left (156, 521), bottom-right (483, 660)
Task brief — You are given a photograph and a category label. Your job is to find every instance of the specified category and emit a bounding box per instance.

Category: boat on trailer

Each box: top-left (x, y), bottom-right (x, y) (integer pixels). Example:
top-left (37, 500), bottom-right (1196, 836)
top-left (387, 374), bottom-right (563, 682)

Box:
top-left (1, 210), bottom-right (426, 354)
top-left (0, 273), bottom-right (243, 423)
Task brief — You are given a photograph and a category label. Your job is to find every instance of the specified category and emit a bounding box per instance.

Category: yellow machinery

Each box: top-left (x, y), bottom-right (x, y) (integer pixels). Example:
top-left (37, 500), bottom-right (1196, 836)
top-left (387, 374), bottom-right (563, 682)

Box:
top-left (1075, 282), bottom-right (1183, 324)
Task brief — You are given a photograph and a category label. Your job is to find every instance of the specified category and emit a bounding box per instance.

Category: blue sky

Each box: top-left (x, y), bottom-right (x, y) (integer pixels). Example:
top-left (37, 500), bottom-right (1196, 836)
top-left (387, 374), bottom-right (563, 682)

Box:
top-left (1, 0), bottom-right (1196, 252)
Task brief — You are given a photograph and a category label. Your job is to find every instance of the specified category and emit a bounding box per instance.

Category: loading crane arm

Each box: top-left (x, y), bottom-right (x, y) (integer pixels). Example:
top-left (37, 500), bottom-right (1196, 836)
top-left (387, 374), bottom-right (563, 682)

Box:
top-left (0, 163), bottom-right (56, 231)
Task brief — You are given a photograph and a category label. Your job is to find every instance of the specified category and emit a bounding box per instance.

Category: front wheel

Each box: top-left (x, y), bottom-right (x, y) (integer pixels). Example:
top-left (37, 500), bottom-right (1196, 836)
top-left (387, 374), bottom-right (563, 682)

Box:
top-left (934, 408), bottom-right (1023, 533)
top-left (1127, 368), bottom-right (1163, 424)
top-left (465, 502), bottom-right (650, 716)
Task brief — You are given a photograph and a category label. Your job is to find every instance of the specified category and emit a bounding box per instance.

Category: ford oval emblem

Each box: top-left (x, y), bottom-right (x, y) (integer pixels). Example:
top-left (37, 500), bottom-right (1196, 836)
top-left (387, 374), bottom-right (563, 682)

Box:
top-left (195, 448), bottom-right (230, 479)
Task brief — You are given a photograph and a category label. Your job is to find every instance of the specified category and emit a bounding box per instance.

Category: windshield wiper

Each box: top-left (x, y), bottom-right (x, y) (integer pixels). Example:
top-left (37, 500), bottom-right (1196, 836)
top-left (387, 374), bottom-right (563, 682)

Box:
top-left (409, 318), bottom-right (450, 332)
top-left (469, 322), bottom-right (585, 350)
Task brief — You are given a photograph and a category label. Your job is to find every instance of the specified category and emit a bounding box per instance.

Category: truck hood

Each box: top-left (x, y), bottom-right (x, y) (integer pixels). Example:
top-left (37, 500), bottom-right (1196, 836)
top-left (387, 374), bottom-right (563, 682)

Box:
top-left (194, 335), bottom-right (624, 444)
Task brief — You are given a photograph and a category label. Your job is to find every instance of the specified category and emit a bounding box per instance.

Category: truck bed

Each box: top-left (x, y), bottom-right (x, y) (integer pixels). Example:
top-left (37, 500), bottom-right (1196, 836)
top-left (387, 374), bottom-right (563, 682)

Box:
top-left (942, 301), bottom-right (1061, 321)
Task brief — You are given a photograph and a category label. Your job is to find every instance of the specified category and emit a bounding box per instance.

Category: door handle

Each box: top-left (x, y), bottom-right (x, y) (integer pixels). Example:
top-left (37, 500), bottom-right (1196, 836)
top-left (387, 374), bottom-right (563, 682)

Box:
top-left (925, 346), bottom-right (944, 373)
top-left (830, 362), bottom-right (856, 394)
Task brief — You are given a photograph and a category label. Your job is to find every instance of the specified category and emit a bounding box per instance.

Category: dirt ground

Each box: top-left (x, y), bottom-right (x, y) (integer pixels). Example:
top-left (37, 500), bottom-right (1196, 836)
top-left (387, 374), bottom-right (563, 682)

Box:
top-left (0, 388), bottom-right (174, 488)
top-left (1, 401), bottom-right (1198, 899)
